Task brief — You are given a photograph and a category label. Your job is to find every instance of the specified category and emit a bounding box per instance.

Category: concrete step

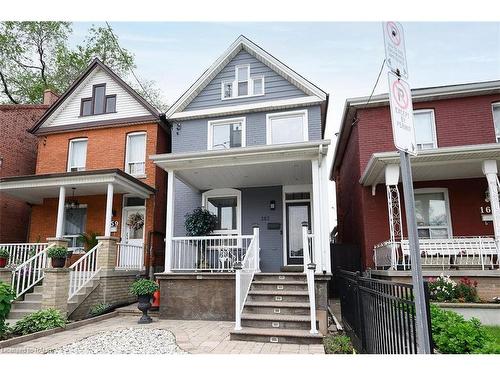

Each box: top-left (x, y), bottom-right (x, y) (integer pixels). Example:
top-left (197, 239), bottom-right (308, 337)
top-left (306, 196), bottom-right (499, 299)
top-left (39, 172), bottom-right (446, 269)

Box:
top-left (8, 309), bottom-right (38, 320)
top-left (241, 313), bottom-right (316, 330)
top-left (243, 301), bottom-right (310, 316)
top-left (10, 300), bottom-right (41, 311)
top-left (247, 290), bottom-right (309, 303)
top-left (24, 292), bottom-right (43, 302)
top-left (250, 280), bottom-right (308, 292)
top-left (33, 285), bottom-right (44, 293)
top-left (280, 265), bottom-right (304, 273)
top-left (230, 327), bottom-right (323, 345)
top-left (253, 273), bottom-right (306, 282)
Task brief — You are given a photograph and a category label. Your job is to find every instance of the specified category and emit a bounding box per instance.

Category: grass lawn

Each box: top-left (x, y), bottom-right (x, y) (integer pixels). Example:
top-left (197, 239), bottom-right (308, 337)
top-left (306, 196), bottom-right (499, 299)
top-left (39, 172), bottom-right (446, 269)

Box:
top-left (484, 326), bottom-right (500, 346)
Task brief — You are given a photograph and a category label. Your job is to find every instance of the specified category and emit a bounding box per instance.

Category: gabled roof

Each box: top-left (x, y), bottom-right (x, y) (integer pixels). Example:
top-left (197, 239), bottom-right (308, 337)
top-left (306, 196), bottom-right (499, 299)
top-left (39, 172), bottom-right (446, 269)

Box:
top-left (165, 35), bottom-right (328, 118)
top-left (30, 58), bottom-right (160, 134)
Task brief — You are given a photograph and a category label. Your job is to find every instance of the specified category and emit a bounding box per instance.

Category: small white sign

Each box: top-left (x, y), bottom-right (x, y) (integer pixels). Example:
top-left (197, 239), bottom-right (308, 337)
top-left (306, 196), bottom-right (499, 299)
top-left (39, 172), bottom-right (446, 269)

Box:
top-left (110, 220), bottom-right (118, 233)
top-left (388, 72), bottom-right (417, 155)
top-left (383, 21), bottom-right (409, 79)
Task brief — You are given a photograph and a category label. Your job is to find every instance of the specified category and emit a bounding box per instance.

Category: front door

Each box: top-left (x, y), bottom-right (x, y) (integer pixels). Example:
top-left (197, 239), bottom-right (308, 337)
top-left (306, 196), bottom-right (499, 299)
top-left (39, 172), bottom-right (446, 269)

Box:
top-left (286, 202), bottom-right (311, 265)
top-left (121, 207), bottom-right (145, 247)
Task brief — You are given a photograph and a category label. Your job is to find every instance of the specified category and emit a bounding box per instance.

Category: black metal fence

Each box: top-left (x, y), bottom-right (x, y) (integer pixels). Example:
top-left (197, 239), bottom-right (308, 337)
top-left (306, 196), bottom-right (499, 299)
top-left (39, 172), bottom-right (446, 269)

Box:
top-left (337, 270), bottom-right (433, 354)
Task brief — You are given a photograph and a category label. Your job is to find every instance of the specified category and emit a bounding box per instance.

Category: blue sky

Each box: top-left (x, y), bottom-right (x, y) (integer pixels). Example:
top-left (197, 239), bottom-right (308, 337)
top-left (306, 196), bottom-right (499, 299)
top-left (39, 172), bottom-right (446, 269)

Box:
top-left (70, 22), bottom-right (500, 225)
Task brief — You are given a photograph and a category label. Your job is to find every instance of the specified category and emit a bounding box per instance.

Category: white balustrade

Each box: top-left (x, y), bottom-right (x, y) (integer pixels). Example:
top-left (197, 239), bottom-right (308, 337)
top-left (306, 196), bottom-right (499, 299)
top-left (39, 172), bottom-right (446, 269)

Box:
top-left (11, 244), bottom-right (52, 299)
top-left (0, 243), bottom-right (48, 267)
top-left (374, 236), bottom-right (500, 270)
top-left (69, 243), bottom-right (101, 299)
top-left (116, 243), bottom-right (144, 270)
top-left (302, 224), bottom-right (318, 335)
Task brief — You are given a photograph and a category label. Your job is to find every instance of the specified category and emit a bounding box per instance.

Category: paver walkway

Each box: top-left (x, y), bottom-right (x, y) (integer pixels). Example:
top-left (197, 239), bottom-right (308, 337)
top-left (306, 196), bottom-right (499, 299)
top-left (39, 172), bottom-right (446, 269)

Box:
top-left (1, 315), bottom-right (325, 354)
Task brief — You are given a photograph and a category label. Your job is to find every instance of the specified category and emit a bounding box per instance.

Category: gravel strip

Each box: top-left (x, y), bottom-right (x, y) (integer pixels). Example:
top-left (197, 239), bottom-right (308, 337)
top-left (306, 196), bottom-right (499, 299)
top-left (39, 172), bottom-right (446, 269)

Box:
top-left (50, 328), bottom-right (186, 354)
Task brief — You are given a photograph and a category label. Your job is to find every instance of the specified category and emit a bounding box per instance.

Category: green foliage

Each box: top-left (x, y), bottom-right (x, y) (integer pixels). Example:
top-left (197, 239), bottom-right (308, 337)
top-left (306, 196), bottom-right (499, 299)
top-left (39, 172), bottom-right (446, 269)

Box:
top-left (12, 308), bottom-right (66, 336)
top-left (0, 248), bottom-right (9, 259)
top-left (184, 207), bottom-right (218, 236)
top-left (323, 334), bottom-right (354, 354)
top-left (46, 246), bottom-right (68, 258)
top-left (430, 304), bottom-right (500, 353)
top-left (0, 282), bottom-right (15, 322)
top-left (78, 232), bottom-right (100, 251)
top-left (428, 274), bottom-right (479, 302)
top-left (129, 278), bottom-right (159, 296)
top-left (454, 277), bottom-right (480, 303)
top-left (89, 302), bottom-right (112, 317)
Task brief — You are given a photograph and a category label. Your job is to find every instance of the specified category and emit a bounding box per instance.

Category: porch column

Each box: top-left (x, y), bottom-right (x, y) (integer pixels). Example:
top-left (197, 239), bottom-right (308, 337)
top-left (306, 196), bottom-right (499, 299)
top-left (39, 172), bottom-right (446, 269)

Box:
top-left (482, 160), bottom-right (500, 246)
top-left (319, 158), bottom-right (331, 273)
top-left (164, 170), bottom-right (175, 273)
top-left (55, 186), bottom-right (66, 238)
top-left (385, 164), bottom-right (403, 269)
top-left (104, 183), bottom-right (114, 237)
top-left (311, 160), bottom-right (323, 273)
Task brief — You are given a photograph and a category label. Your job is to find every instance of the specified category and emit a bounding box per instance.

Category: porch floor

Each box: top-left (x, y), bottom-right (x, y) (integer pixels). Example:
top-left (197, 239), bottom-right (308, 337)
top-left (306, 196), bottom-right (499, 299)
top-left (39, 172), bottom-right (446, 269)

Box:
top-left (1, 311), bottom-right (325, 354)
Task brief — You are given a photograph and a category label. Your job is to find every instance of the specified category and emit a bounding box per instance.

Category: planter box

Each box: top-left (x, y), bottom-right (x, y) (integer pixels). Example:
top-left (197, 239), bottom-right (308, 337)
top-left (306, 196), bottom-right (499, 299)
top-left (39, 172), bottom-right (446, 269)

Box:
top-left (436, 302), bottom-right (500, 325)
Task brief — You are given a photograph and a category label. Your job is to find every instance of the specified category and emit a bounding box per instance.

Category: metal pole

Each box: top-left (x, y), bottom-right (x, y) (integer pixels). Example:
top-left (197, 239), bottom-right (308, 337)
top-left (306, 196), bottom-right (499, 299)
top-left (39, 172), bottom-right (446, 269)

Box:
top-left (399, 150), bottom-right (431, 354)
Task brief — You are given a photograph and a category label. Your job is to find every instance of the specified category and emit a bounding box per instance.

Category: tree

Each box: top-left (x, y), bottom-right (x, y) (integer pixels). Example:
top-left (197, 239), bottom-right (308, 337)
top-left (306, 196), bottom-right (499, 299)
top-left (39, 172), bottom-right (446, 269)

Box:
top-left (0, 22), bottom-right (167, 110)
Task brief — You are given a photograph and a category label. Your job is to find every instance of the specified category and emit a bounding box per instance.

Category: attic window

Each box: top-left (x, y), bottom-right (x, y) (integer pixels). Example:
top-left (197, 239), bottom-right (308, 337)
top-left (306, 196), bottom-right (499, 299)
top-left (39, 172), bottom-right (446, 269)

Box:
top-left (80, 84), bottom-right (116, 116)
top-left (221, 65), bottom-right (265, 100)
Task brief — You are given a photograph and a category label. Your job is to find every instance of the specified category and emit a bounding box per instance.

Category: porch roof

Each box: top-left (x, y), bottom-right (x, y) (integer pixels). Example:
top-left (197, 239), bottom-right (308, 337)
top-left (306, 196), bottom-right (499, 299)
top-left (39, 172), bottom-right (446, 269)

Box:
top-left (360, 143), bottom-right (500, 187)
top-left (151, 140), bottom-right (329, 190)
top-left (0, 169), bottom-right (155, 204)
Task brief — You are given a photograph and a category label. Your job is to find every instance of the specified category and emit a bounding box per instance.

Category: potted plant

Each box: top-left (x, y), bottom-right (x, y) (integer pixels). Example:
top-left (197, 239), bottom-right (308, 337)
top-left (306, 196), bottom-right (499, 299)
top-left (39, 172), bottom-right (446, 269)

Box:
top-left (0, 248), bottom-right (9, 268)
top-left (184, 207), bottom-right (218, 271)
top-left (47, 246), bottom-right (69, 268)
top-left (130, 278), bottom-right (159, 324)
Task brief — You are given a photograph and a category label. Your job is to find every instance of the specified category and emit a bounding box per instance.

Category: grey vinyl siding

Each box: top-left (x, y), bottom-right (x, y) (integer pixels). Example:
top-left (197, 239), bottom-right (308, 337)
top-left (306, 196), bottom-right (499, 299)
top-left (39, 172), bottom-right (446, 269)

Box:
top-left (184, 50), bottom-right (308, 111)
top-left (173, 178), bottom-right (202, 236)
top-left (172, 105), bottom-right (322, 154)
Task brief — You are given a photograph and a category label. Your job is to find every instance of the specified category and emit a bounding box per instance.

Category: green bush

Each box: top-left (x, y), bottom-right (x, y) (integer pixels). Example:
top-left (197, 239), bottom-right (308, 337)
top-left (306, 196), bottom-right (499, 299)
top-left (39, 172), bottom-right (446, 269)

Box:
top-left (46, 246), bottom-right (68, 258)
top-left (454, 277), bottom-right (480, 303)
top-left (0, 248), bottom-right (9, 259)
top-left (0, 282), bottom-right (15, 340)
top-left (12, 308), bottom-right (66, 335)
top-left (129, 279), bottom-right (159, 296)
top-left (89, 302), bottom-right (112, 317)
top-left (184, 207), bottom-right (218, 236)
top-left (323, 334), bottom-right (354, 354)
top-left (430, 304), bottom-right (500, 353)
top-left (428, 275), bottom-right (480, 302)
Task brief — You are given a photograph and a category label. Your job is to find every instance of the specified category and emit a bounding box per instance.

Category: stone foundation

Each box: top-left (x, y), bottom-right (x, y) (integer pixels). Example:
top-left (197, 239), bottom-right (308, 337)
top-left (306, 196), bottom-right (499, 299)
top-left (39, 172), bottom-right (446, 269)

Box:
top-left (42, 268), bottom-right (70, 317)
top-left (0, 268), bottom-right (12, 285)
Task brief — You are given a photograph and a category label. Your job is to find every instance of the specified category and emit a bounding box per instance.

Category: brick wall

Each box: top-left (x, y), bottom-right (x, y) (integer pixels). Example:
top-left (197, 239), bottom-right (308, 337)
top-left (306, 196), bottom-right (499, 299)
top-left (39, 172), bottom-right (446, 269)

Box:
top-left (0, 105), bottom-right (48, 242)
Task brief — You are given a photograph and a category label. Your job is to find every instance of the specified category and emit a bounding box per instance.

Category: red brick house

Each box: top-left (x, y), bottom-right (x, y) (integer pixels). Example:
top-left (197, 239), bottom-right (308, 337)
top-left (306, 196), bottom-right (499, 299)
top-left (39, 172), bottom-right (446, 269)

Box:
top-left (0, 91), bottom-right (58, 243)
top-left (331, 80), bottom-right (500, 300)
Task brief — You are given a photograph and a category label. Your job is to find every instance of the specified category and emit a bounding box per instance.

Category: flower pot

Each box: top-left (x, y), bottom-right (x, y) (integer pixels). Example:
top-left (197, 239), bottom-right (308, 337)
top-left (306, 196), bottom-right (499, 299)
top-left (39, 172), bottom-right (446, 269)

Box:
top-left (0, 258), bottom-right (7, 268)
top-left (137, 294), bottom-right (153, 324)
top-left (51, 257), bottom-right (66, 268)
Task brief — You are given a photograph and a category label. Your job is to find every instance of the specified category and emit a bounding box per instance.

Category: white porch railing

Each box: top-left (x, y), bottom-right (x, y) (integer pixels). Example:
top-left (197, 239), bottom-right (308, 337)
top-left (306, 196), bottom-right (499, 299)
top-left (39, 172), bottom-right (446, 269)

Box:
top-left (116, 243), bottom-right (144, 270)
top-left (234, 227), bottom-right (260, 330)
top-left (170, 235), bottom-right (254, 272)
top-left (11, 244), bottom-right (53, 299)
top-left (374, 236), bottom-right (500, 271)
top-left (0, 243), bottom-right (48, 267)
top-left (302, 224), bottom-right (318, 334)
top-left (69, 243), bottom-right (101, 299)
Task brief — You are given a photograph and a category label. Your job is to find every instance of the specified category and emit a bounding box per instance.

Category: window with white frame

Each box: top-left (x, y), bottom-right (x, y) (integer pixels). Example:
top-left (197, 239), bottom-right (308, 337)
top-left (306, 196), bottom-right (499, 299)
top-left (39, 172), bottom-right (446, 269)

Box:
top-left (208, 118), bottom-right (245, 150)
top-left (202, 189), bottom-right (241, 234)
top-left (221, 65), bottom-right (265, 99)
top-left (492, 103), bottom-right (500, 142)
top-left (414, 110), bottom-right (437, 150)
top-left (67, 138), bottom-right (88, 172)
top-left (266, 110), bottom-right (308, 145)
top-left (414, 189), bottom-right (451, 239)
top-left (125, 132), bottom-right (146, 177)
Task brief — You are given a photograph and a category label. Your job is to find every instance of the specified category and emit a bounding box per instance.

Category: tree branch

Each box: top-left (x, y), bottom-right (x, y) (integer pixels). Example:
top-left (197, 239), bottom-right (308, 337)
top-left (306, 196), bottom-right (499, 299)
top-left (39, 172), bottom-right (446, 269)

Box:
top-left (0, 70), bottom-right (19, 104)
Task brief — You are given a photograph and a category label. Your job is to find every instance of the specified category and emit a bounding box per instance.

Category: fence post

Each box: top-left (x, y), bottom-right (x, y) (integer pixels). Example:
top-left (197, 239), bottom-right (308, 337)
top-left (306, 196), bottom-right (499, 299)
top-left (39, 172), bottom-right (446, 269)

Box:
top-left (423, 281), bottom-right (434, 353)
top-left (302, 222), bottom-right (309, 274)
top-left (234, 261), bottom-right (242, 331)
top-left (355, 271), bottom-right (366, 352)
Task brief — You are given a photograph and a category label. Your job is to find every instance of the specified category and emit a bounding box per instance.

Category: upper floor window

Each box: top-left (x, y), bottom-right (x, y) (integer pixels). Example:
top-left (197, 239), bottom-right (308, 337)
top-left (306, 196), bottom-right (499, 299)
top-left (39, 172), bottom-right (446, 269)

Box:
top-left (221, 65), bottom-right (265, 99)
top-left (208, 118), bottom-right (246, 150)
top-left (125, 132), bottom-right (146, 177)
top-left (492, 103), bottom-right (500, 142)
top-left (414, 109), bottom-right (437, 150)
top-left (80, 84), bottom-right (117, 116)
top-left (67, 138), bottom-right (88, 172)
top-left (266, 110), bottom-right (308, 145)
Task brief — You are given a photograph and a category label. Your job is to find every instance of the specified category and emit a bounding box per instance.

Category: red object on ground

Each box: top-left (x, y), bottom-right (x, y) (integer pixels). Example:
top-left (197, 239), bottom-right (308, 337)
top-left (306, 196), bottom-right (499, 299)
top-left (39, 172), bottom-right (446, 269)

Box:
top-left (152, 288), bottom-right (160, 308)
top-left (0, 258), bottom-right (7, 268)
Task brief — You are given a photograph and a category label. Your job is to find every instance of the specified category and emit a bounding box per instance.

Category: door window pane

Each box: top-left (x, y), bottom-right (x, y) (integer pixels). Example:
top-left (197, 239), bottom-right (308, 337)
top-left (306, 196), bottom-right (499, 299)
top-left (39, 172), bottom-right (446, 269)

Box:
top-left (414, 111), bottom-right (436, 150)
top-left (207, 197), bottom-right (237, 231)
top-left (93, 85), bottom-right (105, 114)
top-left (68, 139), bottom-right (87, 171)
top-left (288, 205), bottom-right (309, 258)
top-left (126, 133), bottom-right (146, 175)
top-left (269, 114), bottom-right (306, 144)
top-left (493, 105), bottom-right (500, 142)
top-left (212, 123), bottom-right (242, 150)
top-left (414, 192), bottom-right (449, 239)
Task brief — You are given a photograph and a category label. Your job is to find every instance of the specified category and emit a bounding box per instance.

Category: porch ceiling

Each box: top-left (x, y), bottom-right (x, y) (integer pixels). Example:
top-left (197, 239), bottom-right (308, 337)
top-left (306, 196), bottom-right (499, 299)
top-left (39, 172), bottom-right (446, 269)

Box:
top-left (0, 169), bottom-right (154, 204)
top-left (361, 143), bottom-right (500, 186)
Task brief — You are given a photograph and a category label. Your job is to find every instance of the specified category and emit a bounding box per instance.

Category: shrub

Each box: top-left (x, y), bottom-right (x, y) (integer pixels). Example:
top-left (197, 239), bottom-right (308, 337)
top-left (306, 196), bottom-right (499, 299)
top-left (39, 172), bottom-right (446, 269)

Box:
top-left (89, 302), bottom-right (112, 317)
top-left (78, 232), bottom-right (100, 251)
top-left (184, 207), bottom-right (218, 236)
top-left (47, 246), bottom-right (69, 258)
top-left (130, 279), bottom-right (159, 296)
top-left (0, 248), bottom-right (9, 259)
top-left (323, 334), bottom-right (354, 354)
top-left (428, 274), bottom-right (457, 302)
top-left (430, 304), bottom-right (500, 353)
top-left (0, 282), bottom-right (15, 340)
top-left (455, 277), bottom-right (479, 303)
top-left (12, 308), bottom-right (66, 335)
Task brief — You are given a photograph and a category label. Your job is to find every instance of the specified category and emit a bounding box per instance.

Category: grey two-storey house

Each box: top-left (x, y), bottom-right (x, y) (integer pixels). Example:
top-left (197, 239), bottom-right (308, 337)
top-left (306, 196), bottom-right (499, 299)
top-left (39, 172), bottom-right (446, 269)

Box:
top-left (152, 36), bottom-right (331, 344)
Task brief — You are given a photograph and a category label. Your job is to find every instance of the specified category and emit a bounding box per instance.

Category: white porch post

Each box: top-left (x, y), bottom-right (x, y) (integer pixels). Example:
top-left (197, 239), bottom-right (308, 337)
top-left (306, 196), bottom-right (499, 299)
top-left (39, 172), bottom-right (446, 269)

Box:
top-left (385, 164), bottom-right (402, 269)
top-left (253, 225), bottom-right (260, 273)
top-left (483, 160), bottom-right (500, 248)
top-left (55, 186), bottom-right (66, 238)
top-left (164, 170), bottom-right (175, 273)
top-left (319, 158), bottom-right (331, 273)
top-left (104, 183), bottom-right (114, 237)
top-left (311, 160), bottom-right (323, 273)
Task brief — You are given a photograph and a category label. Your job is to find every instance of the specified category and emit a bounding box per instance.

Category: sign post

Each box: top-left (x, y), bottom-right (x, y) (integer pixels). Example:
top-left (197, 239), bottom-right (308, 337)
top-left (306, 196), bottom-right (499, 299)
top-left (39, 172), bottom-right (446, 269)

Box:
top-left (383, 22), bottom-right (431, 354)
